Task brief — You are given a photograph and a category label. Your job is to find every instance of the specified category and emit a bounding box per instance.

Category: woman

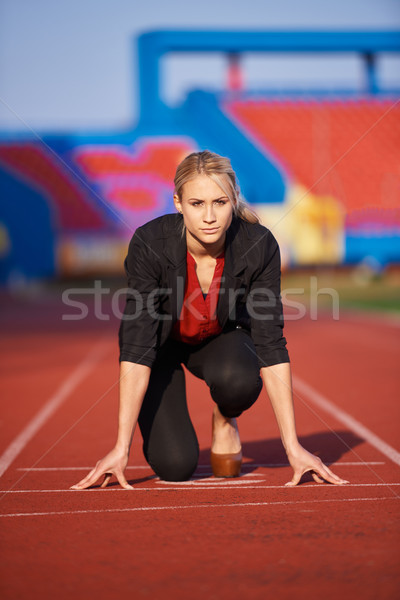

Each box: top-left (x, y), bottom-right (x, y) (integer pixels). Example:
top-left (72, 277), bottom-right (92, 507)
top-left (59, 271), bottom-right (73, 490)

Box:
top-left (71, 150), bottom-right (348, 490)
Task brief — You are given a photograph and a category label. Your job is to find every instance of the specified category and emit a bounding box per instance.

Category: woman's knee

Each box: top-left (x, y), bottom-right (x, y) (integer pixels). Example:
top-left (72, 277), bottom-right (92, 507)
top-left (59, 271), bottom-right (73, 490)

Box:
top-left (210, 368), bottom-right (262, 416)
top-left (146, 448), bottom-right (199, 482)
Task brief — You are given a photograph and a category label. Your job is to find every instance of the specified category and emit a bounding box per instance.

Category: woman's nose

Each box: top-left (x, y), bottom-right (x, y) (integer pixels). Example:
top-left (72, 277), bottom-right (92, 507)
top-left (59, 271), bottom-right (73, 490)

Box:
top-left (204, 206), bottom-right (216, 222)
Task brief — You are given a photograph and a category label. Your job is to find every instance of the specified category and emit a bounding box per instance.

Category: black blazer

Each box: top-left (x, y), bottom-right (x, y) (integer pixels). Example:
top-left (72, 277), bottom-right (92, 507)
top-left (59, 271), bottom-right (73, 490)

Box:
top-left (119, 213), bottom-right (290, 369)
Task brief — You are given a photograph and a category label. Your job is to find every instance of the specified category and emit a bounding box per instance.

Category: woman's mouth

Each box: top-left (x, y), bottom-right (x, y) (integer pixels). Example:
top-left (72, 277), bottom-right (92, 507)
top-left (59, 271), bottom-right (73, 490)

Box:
top-left (201, 227), bottom-right (220, 234)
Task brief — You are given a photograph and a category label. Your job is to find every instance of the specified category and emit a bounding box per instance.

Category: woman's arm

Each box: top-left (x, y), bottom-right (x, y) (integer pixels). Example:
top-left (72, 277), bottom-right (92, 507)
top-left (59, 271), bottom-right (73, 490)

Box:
top-left (261, 362), bottom-right (349, 486)
top-left (70, 361), bottom-right (151, 490)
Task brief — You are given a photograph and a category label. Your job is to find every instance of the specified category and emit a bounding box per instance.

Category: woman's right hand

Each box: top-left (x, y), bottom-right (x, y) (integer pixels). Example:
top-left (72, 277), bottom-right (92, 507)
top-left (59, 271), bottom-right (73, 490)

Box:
top-left (70, 447), bottom-right (133, 490)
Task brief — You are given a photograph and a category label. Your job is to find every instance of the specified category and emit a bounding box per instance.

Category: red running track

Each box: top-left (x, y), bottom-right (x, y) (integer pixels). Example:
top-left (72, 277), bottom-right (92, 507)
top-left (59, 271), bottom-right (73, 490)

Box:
top-left (0, 290), bottom-right (399, 600)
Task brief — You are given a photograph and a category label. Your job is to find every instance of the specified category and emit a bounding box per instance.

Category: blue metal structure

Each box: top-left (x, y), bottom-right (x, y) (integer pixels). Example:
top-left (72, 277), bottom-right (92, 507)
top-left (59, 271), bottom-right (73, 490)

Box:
top-left (137, 30), bottom-right (400, 125)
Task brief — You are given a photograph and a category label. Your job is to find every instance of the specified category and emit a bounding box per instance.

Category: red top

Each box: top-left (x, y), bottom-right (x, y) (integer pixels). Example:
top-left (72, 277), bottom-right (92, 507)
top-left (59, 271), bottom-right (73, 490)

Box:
top-left (171, 250), bottom-right (225, 344)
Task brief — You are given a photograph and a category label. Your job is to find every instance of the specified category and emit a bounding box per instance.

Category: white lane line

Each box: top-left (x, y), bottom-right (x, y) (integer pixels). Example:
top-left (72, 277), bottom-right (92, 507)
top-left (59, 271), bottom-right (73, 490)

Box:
top-left (197, 462), bottom-right (386, 468)
top-left (157, 479), bottom-right (263, 486)
top-left (2, 483), bottom-right (399, 493)
top-left (16, 461), bottom-right (385, 472)
top-left (293, 375), bottom-right (400, 467)
top-left (0, 340), bottom-right (109, 479)
top-left (155, 482), bottom-right (400, 489)
top-left (0, 497), bottom-right (397, 518)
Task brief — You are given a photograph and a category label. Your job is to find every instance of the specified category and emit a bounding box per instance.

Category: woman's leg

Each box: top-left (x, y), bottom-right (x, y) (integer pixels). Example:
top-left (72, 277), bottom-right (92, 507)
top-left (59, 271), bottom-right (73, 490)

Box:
top-left (138, 340), bottom-right (199, 481)
top-left (184, 328), bottom-right (263, 418)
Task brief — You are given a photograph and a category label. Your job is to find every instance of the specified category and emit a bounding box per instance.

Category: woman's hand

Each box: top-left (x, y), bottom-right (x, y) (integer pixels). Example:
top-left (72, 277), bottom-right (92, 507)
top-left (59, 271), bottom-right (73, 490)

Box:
top-left (70, 447), bottom-right (133, 490)
top-left (285, 443), bottom-right (349, 487)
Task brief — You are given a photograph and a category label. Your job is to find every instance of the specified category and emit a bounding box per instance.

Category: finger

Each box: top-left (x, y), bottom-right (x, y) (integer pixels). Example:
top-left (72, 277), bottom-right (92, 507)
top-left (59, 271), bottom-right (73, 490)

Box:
top-left (70, 476), bottom-right (96, 490)
top-left (285, 470), bottom-right (302, 487)
top-left (323, 465), bottom-right (349, 484)
top-left (71, 467), bottom-right (97, 487)
top-left (75, 460), bottom-right (103, 483)
top-left (319, 464), bottom-right (349, 484)
top-left (70, 467), bottom-right (103, 490)
top-left (70, 477), bottom-right (98, 490)
top-left (311, 471), bottom-right (325, 484)
top-left (100, 473), bottom-right (113, 488)
top-left (115, 471), bottom-right (134, 490)
top-left (71, 464), bottom-right (101, 485)
top-left (314, 465), bottom-right (349, 485)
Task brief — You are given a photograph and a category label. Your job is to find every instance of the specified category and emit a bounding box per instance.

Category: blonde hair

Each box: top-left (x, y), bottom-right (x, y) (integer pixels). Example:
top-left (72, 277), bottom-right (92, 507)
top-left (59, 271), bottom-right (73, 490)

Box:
top-left (173, 150), bottom-right (260, 227)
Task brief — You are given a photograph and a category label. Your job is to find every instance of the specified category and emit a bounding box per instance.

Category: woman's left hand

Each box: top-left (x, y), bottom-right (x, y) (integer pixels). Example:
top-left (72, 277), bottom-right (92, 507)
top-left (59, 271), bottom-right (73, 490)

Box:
top-left (285, 444), bottom-right (349, 486)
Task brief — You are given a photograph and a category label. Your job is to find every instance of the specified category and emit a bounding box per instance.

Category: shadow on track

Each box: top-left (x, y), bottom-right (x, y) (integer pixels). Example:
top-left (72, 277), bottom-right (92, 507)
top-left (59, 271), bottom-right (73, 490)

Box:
top-left (198, 429), bottom-right (364, 475)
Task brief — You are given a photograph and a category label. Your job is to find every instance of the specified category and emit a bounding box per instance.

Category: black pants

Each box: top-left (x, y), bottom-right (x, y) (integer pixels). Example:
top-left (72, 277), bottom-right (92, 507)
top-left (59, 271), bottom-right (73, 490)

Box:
top-left (138, 328), bottom-right (263, 481)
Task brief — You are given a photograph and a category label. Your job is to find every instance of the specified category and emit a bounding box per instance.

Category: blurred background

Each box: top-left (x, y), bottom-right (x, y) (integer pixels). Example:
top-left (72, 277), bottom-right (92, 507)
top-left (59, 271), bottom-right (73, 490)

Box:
top-left (0, 0), bottom-right (399, 314)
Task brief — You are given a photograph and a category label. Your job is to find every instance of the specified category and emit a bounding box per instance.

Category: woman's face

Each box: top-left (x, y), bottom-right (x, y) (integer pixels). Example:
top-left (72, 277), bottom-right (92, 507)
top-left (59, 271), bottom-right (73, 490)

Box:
top-left (173, 174), bottom-right (234, 247)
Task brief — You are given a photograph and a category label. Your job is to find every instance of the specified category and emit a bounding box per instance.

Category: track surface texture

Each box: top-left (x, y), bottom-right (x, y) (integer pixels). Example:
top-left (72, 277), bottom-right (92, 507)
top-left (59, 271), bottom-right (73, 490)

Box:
top-left (0, 283), bottom-right (399, 600)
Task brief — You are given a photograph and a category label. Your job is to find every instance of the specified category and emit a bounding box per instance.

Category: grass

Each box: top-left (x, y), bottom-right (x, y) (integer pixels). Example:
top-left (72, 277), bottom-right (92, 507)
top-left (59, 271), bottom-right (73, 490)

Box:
top-left (281, 265), bottom-right (400, 315)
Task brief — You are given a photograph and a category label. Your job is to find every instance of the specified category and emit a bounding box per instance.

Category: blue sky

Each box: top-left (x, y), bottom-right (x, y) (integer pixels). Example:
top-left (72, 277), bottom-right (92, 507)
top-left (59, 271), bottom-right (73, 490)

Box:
top-left (0, 0), bottom-right (399, 133)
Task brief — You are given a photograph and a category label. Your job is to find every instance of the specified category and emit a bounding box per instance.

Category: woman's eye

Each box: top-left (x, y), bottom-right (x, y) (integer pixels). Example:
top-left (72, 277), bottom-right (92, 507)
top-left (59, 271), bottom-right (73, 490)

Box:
top-left (190, 200), bottom-right (227, 207)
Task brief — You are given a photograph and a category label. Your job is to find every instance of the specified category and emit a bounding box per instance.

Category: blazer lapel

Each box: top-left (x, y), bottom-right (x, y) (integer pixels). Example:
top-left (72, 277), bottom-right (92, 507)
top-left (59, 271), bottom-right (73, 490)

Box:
top-left (217, 216), bottom-right (247, 328)
top-left (163, 215), bottom-right (187, 323)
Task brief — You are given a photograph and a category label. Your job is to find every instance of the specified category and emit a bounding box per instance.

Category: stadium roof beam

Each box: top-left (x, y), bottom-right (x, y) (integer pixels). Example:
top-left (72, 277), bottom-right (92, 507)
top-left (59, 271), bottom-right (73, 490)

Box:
top-left (137, 30), bottom-right (400, 124)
